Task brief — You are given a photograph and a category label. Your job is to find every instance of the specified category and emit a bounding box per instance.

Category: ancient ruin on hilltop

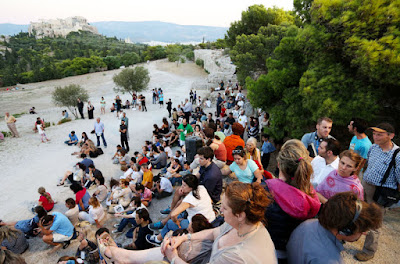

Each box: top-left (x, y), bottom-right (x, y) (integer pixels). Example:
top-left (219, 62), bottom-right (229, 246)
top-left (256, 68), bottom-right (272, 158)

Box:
top-left (28, 16), bottom-right (98, 38)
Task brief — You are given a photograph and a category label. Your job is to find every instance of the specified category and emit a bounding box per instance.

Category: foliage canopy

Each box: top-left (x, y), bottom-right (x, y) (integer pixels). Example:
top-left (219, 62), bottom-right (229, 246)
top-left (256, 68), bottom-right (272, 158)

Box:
top-left (113, 66), bottom-right (150, 96)
top-left (52, 84), bottom-right (89, 118)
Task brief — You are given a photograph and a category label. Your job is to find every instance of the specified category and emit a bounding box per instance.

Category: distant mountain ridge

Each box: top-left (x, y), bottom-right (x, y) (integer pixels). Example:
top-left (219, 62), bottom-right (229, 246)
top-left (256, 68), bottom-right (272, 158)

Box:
top-left (0, 21), bottom-right (227, 43)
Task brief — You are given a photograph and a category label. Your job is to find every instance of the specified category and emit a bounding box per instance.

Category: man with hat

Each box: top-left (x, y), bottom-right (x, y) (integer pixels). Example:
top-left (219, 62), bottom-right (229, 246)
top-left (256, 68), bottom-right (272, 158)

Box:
top-left (356, 122), bottom-right (399, 261)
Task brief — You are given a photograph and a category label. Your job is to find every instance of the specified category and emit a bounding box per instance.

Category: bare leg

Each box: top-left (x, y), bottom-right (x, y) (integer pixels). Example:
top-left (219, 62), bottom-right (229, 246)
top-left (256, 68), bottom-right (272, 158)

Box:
top-left (105, 246), bottom-right (164, 264)
top-left (60, 171), bottom-right (72, 184)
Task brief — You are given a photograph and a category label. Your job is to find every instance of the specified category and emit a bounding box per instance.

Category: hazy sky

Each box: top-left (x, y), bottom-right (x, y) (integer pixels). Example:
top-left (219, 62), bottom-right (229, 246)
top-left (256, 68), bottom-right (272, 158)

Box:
top-left (2, 0), bottom-right (294, 27)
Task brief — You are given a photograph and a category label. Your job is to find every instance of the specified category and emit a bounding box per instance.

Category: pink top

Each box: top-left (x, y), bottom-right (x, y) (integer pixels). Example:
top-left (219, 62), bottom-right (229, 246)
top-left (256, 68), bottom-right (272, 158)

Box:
top-left (316, 170), bottom-right (364, 200)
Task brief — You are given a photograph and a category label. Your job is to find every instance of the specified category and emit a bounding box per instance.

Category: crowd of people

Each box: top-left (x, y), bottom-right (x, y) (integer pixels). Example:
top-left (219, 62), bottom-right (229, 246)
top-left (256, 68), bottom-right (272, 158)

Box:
top-left (1, 84), bottom-right (398, 264)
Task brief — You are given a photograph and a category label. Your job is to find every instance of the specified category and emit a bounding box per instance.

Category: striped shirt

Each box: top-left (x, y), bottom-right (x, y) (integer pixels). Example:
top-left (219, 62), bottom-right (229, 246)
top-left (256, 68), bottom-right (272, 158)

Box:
top-left (363, 143), bottom-right (400, 189)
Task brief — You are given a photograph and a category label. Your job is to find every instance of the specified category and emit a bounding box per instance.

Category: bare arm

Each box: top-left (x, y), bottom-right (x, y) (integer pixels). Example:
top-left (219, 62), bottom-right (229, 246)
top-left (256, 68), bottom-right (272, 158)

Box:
top-left (317, 192), bottom-right (328, 204)
top-left (253, 169), bottom-right (263, 183)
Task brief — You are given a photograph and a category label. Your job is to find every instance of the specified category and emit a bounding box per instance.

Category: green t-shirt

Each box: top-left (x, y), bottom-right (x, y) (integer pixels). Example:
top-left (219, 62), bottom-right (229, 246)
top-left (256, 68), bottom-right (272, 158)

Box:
top-left (178, 124), bottom-right (194, 141)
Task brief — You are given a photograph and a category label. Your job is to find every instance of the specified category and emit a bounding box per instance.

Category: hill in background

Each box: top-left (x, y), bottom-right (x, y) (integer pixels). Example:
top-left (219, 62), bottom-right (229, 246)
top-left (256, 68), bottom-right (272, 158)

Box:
top-left (0, 21), bottom-right (227, 43)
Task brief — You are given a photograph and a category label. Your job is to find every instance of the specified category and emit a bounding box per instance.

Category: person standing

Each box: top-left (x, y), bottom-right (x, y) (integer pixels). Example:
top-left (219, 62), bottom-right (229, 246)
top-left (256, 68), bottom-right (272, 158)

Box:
top-left (348, 117), bottom-right (372, 166)
top-left (77, 98), bottom-right (84, 119)
top-left (100, 97), bottom-right (106, 114)
top-left (121, 112), bottom-right (129, 140)
top-left (355, 123), bottom-right (399, 261)
top-left (216, 93), bottom-right (223, 117)
top-left (120, 119), bottom-right (129, 152)
top-left (183, 98), bottom-right (192, 122)
top-left (166, 99), bottom-right (172, 118)
top-left (159, 91), bottom-right (164, 108)
top-left (301, 117), bottom-right (335, 157)
top-left (87, 101), bottom-right (94, 119)
top-left (4, 112), bottom-right (20, 137)
top-left (152, 89), bottom-right (157, 104)
top-left (141, 95), bottom-right (147, 112)
top-left (94, 118), bottom-right (107, 148)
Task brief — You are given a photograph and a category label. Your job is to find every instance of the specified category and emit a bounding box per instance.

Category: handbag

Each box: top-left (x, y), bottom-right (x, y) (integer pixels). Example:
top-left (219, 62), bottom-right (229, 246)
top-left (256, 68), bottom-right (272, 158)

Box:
top-left (373, 148), bottom-right (400, 207)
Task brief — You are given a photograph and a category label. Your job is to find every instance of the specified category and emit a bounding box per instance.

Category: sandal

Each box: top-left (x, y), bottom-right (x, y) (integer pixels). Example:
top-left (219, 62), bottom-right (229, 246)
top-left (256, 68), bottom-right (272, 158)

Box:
top-left (57, 182), bottom-right (64, 186)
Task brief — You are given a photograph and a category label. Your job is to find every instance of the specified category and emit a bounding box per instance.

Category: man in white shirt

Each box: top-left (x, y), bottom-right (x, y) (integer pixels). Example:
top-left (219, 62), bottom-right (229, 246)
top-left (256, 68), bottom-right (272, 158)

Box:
top-left (152, 175), bottom-right (173, 199)
top-left (311, 138), bottom-right (341, 187)
top-left (183, 98), bottom-right (192, 122)
top-left (237, 110), bottom-right (248, 130)
top-left (94, 118), bottom-right (107, 147)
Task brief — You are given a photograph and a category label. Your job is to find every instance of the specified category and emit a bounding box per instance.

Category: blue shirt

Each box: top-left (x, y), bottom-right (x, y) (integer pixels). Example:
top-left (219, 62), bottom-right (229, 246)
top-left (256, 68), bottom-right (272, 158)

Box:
top-left (301, 131), bottom-right (335, 156)
top-left (349, 136), bottom-right (372, 159)
top-left (50, 212), bottom-right (74, 237)
top-left (81, 158), bottom-right (94, 174)
top-left (229, 159), bottom-right (258, 183)
top-left (94, 121), bottom-right (105, 134)
top-left (261, 141), bottom-right (276, 155)
top-left (287, 219), bottom-right (344, 264)
top-left (363, 143), bottom-right (400, 189)
top-left (69, 134), bottom-right (78, 142)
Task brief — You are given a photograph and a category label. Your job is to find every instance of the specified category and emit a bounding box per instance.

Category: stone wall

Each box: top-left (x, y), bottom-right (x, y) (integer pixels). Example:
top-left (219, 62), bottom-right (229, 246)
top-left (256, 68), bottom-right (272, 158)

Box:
top-left (194, 49), bottom-right (237, 89)
top-left (28, 16), bottom-right (98, 38)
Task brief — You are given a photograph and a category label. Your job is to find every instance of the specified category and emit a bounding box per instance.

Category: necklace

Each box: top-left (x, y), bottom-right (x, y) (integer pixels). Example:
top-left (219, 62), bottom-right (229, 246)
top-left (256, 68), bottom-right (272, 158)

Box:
top-left (237, 223), bottom-right (258, 238)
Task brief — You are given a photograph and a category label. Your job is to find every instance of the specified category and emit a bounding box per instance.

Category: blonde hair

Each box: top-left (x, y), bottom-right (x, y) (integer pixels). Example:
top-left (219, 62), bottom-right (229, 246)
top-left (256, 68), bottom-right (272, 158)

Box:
top-left (89, 197), bottom-right (100, 208)
top-left (0, 226), bottom-right (20, 244)
top-left (77, 224), bottom-right (96, 242)
top-left (277, 139), bottom-right (313, 195)
top-left (0, 249), bottom-right (26, 264)
top-left (246, 137), bottom-right (258, 160)
top-left (38, 187), bottom-right (54, 204)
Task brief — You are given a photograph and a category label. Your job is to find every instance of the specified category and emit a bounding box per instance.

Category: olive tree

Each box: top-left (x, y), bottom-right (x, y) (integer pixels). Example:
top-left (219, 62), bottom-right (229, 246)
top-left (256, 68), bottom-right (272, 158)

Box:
top-left (52, 84), bottom-right (89, 118)
top-left (113, 66), bottom-right (150, 96)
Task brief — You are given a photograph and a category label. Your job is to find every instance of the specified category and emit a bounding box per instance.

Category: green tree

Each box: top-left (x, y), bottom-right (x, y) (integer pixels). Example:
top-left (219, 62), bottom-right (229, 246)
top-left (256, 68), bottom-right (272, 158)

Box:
top-left (113, 66), bottom-right (150, 96)
top-left (121, 52), bottom-right (140, 66)
top-left (52, 84), bottom-right (89, 118)
top-left (225, 5), bottom-right (295, 48)
top-left (165, 44), bottom-right (183, 62)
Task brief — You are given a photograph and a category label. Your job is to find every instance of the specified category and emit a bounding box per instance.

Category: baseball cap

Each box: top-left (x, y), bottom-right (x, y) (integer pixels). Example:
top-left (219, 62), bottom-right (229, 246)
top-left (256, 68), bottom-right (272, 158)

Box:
top-left (370, 123), bottom-right (395, 134)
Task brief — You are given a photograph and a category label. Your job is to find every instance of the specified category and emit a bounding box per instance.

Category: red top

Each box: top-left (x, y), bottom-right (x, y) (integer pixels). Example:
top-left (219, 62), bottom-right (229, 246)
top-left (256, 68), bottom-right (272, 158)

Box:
top-left (39, 193), bottom-right (54, 211)
top-left (75, 189), bottom-right (87, 203)
top-left (214, 141), bottom-right (227, 162)
top-left (138, 156), bottom-right (149, 165)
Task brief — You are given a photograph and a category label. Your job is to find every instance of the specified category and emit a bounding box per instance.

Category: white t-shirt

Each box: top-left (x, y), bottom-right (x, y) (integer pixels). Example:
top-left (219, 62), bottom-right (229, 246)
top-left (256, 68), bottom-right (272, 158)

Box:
top-left (238, 115), bottom-right (248, 128)
top-left (128, 203), bottom-right (147, 218)
top-left (160, 177), bottom-right (173, 193)
top-left (37, 124), bottom-right (44, 135)
top-left (311, 156), bottom-right (339, 187)
top-left (122, 168), bottom-right (133, 179)
top-left (183, 185), bottom-right (216, 223)
top-left (89, 205), bottom-right (105, 221)
top-left (94, 185), bottom-right (108, 202)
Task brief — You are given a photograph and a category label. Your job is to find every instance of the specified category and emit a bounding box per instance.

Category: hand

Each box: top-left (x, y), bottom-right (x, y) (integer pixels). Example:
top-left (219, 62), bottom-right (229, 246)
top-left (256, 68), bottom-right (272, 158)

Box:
top-left (171, 234), bottom-right (187, 249)
top-left (162, 237), bottom-right (179, 261)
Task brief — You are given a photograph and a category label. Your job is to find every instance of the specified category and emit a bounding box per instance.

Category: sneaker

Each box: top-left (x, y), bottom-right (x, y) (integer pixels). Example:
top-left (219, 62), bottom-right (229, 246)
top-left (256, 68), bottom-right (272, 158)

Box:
top-left (112, 229), bottom-right (122, 234)
top-left (148, 221), bottom-right (164, 232)
top-left (146, 234), bottom-right (161, 247)
top-left (160, 207), bottom-right (171, 214)
top-left (113, 224), bottom-right (120, 228)
top-left (355, 252), bottom-right (374, 261)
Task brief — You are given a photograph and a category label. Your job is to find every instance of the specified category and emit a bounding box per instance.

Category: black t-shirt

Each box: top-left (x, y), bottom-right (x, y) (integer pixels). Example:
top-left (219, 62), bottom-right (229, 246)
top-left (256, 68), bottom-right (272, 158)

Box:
top-left (116, 99), bottom-right (122, 107)
top-left (226, 117), bottom-right (235, 125)
top-left (166, 101), bottom-right (172, 110)
top-left (120, 124), bottom-right (127, 136)
top-left (134, 225), bottom-right (154, 250)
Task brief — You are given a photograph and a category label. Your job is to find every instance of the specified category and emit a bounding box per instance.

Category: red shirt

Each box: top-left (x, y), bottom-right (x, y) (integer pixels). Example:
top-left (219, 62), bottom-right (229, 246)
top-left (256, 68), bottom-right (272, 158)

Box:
top-left (223, 135), bottom-right (245, 164)
top-left (75, 189), bottom-right (86, 204)
top-left (138, 156), bottom-right (149, 165)
top-left (39, 193), bottom-right (54, 211)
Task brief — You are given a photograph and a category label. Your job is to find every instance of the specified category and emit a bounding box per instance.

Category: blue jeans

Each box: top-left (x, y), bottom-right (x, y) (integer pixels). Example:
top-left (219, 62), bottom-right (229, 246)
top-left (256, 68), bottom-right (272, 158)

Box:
top-left (64, 140), bottom-right (77, 146)
top-left (169, 177), bottom-right (182, 186)
top-left (160, 217), bottom-right (189, 238)
top-left (96, 133), bottom-right (107, 147)
top-left (117, 211), bottom-right (138, 232)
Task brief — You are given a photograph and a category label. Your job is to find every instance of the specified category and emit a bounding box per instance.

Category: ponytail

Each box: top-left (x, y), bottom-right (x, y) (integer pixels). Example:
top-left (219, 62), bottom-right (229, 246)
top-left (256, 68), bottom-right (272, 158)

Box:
top-left (38, 187), bottom-right (54, 204)
top-left (292, 158), bottom-right (313, 195)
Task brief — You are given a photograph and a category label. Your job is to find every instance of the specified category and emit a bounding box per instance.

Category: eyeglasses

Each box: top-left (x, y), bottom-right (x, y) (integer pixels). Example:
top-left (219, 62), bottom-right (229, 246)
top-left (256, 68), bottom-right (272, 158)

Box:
top-left (232, 149), bottom-right (244, 154)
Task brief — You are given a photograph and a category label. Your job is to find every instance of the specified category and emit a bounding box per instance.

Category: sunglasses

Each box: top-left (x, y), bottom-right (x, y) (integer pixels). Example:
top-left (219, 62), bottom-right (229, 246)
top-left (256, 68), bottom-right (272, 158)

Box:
top-left (232, 149), bottom-right (244, 154)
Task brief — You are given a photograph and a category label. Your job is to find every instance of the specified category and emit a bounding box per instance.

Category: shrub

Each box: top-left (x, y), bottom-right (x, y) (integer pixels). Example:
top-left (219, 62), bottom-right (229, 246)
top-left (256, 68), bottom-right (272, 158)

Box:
top-left (196, 59), bottom-right (204, 68)
top-left (57, 118), bottom-right (72, 125)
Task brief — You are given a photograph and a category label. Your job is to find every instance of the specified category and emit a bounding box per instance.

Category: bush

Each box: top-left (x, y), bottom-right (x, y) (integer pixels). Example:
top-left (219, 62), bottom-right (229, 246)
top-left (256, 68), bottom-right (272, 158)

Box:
top-left (13, 112), bottom-right (26, 118)
top-left (196, 59), bottom-right (204, 68)
top-left (44, 122), bottom-right (51, 127)
top-left (180, 58), bottom-right (186, 63)
top-left (57, 118), bottom-right (72, 125)
top-left (1, 131), bottom-right (12, 137)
